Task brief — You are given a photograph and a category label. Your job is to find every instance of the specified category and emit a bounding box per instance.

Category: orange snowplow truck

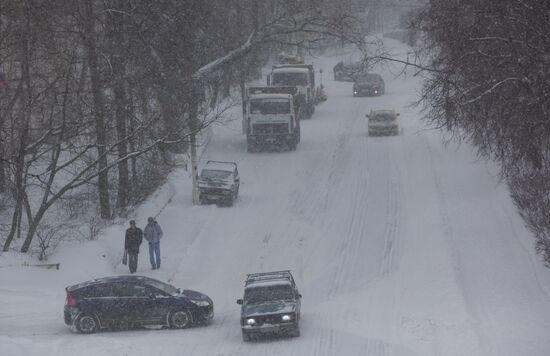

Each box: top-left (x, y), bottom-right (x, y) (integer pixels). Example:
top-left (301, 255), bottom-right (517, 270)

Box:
top-left (242, 86), bottom-right (301, 152)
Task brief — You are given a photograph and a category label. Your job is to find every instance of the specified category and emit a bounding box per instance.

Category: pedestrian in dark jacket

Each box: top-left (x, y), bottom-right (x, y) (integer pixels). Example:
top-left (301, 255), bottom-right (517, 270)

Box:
top-left (125, 220), bottom-right (143, 273)
top-left (143, 217), bottom-right (163, 270)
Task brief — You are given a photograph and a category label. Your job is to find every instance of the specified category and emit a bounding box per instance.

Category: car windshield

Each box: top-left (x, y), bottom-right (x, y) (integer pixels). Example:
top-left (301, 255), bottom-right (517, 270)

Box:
top-left (144, 279), bottom-right (179, 295)
top-left (244, 285), bottom-right (294, 304)
top-left (201, 169), bottom-right (232, 180)
top-left (272, 72), bottom-right (308, 86)
top-left (372, 112), bottom-right (394, 122)
top-left (357, 74), bottom-right (380, 83)
top-left (250, 99), bottom-right (291, 115)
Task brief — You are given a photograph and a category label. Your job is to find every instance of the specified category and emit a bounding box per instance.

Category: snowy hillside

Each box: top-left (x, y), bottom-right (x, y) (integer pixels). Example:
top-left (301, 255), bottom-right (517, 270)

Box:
top-left (1, 38), bottom-right (550, 356)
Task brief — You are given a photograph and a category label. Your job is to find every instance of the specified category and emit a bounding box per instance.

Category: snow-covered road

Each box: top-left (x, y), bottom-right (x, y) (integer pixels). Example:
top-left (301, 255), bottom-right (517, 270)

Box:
top-left (2, 38), bottom-right (550, 356)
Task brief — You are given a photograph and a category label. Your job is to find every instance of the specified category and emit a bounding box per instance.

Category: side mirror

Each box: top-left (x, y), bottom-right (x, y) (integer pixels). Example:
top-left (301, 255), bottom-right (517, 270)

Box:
top-left (298, 294), bottom-right (302, 299)
top-left (235, 177), bottom-right (240, 183)
top-left (236, 299), bottom-right (243, 305)
top-left (365, 114), bottom-right (369, 118)
top-left (177, 288), bottom-right (182, 294)
top-left (396, 113), bottom-right (400, 116)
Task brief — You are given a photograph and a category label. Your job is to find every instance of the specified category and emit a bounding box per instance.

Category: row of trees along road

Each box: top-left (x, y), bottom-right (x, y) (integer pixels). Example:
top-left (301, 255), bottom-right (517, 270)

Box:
top-left (418, 0), bottom-right (550, 266)
top-left (0, 0), bottom-right (367, 255)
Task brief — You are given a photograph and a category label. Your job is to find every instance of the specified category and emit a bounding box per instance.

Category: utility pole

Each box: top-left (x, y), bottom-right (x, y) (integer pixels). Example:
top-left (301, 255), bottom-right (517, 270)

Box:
top-left (189, 80), bottom-right (202, 205)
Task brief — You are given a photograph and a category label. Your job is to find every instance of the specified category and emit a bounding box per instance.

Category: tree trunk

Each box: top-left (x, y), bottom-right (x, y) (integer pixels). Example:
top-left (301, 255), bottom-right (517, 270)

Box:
top-left (0, 131), bottom-right (5, 193)
top-left (84, 1), bottom-right (111, 219)
top-left (127, 90), bottom-right (138, 195)
top-left (5, 9), bottom-right (32, 251)
top-left (109, 0), bottom-right (129, 210)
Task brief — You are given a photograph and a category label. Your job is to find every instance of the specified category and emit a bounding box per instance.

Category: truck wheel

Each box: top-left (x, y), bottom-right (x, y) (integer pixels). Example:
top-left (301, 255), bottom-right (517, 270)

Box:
top-left (247, 141), bottom-right (255, 153)
top-left (242, 330), bottom-right (252, 342)
top-left (289, 142), bottom-right (297, 151)
top-left (226, 197), bottom-right (234, 207)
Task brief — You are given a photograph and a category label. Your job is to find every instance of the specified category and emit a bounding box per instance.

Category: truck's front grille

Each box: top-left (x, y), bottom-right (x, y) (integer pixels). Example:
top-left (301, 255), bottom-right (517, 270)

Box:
top-left (253, 123), bottom-right (289, 135)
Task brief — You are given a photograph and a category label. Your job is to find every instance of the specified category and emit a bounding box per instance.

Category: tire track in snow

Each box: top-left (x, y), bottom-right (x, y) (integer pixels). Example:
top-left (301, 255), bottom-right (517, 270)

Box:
top-left (420, 132), bottom-right (489, 355)
top-left (323, 102), bottom-right (372, 299)
top-left (289, 97), bottom-right (362, 226)
top-left (379, 160), bottom-right (402, 277)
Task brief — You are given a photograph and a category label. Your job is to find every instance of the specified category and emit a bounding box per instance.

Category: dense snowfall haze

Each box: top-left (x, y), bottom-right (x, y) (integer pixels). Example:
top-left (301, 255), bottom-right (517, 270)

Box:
top-left (1, 0), bottom-right (550, 355)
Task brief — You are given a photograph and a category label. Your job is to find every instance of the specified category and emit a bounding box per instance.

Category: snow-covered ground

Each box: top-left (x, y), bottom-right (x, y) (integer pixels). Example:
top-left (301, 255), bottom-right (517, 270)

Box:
top-left (2, 38), bottom-right (550, 356)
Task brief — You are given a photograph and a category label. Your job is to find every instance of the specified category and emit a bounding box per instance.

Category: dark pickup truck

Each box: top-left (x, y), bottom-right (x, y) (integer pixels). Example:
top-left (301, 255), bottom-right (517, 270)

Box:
top-left (237, 270), bottom-right (301, 341)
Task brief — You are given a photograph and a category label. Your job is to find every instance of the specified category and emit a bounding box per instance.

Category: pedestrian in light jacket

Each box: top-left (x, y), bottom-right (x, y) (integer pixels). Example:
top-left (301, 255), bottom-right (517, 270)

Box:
top-left (124, 220), bottom-right (143, 273)
top-left (144, 217), bottom-right (163, 269)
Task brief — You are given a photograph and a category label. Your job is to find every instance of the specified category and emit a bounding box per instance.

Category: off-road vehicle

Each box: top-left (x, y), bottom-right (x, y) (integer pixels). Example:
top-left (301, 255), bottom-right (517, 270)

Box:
top-left (236, 270), bottom-right (301, 341)
top-left (198, 161), bottom-right (239, 206)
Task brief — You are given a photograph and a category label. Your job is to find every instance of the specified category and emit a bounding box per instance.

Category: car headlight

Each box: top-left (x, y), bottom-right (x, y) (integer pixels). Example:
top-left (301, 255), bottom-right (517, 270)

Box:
top-left (246, 318), bottom-right (256, 325)
top-left (190, 299), bottom-right (210, 307)
top-left (281, 314), bottom-right (293, 321)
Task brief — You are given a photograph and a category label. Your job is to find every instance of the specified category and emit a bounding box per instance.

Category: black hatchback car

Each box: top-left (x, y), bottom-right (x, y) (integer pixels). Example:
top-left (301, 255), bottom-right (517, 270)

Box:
top-left (64, 275), bottom-right (213, 334)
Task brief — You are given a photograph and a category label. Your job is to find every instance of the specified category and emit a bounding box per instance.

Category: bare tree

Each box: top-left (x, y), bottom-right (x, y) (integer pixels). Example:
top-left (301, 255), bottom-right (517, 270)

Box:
top-left (419, 0), bottom-right (550, 265)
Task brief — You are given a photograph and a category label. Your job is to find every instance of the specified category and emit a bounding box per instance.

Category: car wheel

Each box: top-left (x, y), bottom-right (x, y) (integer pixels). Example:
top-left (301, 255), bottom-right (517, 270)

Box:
top-left (75, 313), bottom-right (99, 334)
top-left (170, 310), bottom-right (192, 329)
top-left (291, 327), bottom-right (301, 337)
top-left (242, 330), bottom-right (252, 342)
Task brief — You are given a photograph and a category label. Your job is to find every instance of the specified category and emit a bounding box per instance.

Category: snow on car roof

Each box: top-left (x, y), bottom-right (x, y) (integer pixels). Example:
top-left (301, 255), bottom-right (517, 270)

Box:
top-left (203, 161), bottom-right (236, 172)
top-left (249, 93), bottom-right (292, 100)
top-left (245, 279), bottom-right (292, 289)
top-left (372, 108), bottom-right (396, 114)
top-left (67, 275), bottom-right (156, 291)
top-left (272, 67), bottom-right (310, 74)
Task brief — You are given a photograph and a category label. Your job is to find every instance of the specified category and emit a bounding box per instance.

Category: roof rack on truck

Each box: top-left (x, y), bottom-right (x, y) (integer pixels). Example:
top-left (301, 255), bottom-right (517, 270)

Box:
top-left (245, 270), bottom-right (295, 287)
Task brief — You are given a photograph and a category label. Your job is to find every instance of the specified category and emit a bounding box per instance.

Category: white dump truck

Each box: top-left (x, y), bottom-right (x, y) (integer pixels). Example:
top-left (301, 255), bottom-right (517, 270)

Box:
top-left (243, 86), bottom-right (301, 152)
top-left (268, 64), bottom-right (315, 119)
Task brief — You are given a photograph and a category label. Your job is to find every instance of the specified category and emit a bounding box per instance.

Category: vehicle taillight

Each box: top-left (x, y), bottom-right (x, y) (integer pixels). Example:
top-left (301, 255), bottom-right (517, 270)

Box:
top-left (66, 291), bottom-right (77, 306)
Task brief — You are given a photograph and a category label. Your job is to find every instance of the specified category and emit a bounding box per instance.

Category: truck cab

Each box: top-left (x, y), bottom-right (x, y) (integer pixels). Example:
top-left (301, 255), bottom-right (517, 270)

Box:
top-left (243, 87), bottom-right (301, 152)
top-left (268, 65), bottom-right (315, 119)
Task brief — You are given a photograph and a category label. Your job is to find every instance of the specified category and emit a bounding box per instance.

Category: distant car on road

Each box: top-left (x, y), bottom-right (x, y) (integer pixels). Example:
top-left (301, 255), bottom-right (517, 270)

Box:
top-left (367, 109), bottom-right (400, 136)
top-left (353, 73), bottom-right (385, 97)
top-left (237, 270), bottom-right (301, 341)
top-left (276, 52), bottom-right (304, 65)
top-left (198, 161), bottom-right (240, 206)
top-left (64, 275), bottom-right (213, 334)
top-left (333, 61), bottom-right (365, 81)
